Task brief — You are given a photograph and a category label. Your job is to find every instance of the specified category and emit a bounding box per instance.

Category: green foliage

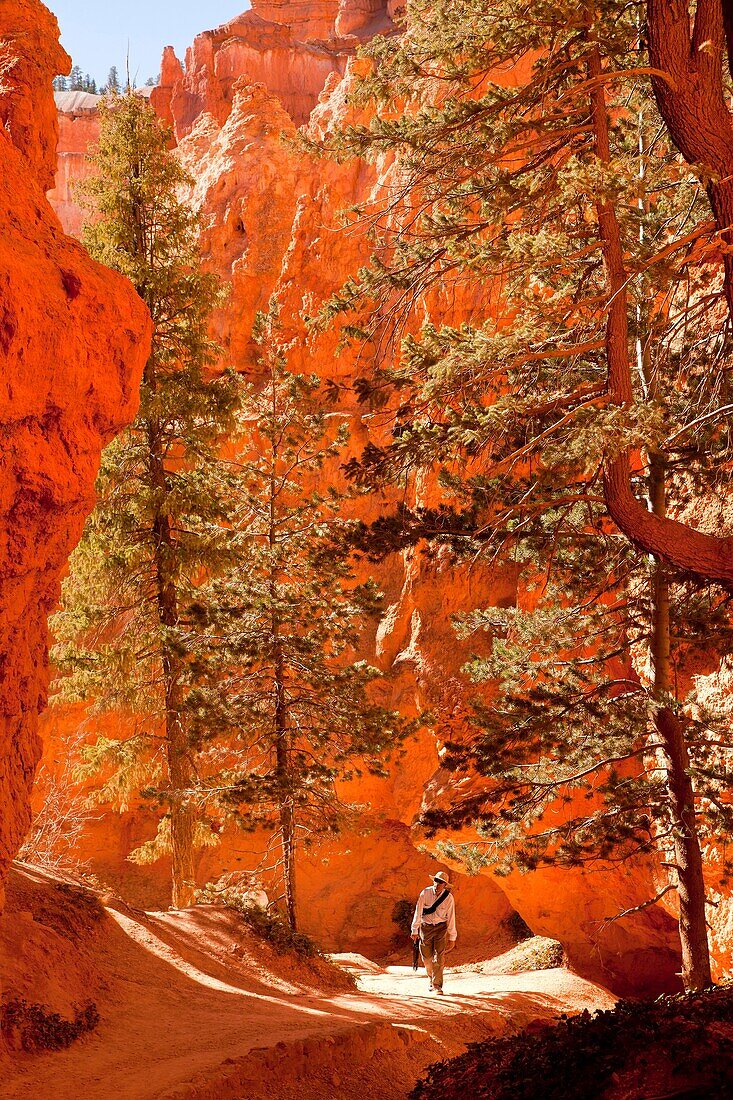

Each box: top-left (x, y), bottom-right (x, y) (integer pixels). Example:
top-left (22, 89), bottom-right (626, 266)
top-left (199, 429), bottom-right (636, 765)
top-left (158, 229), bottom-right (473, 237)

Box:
top-left (68, 65), bottom-right (97, 94)
top-left (50, 94), bottom-right (242, 877)
top-left (391, 898), bottom-right (417, 952)
top-left (197, 883), bottom-right (321, 958)
top-left (319, 0), bottom-right (733, 946)
top-left (412, 985), bottom-right (733, 1100)
top-left (105, 66), bottom-right (120, 94)
top-left (126, 816), bottom-right (220, 866)
top-left (433, 840), bottom-right (492, 876)
top-left (55, 68), bottom-right (99, 94)
top-left (418, 529), bottom-right (733, 879)
top-left (195, 308), bottom-right (416, 918)
top-left (319, 0), bottom-right (732, 516)
top-left (1, 999), bottom-right (100, 1053)
top-left (50, 97), bottom-right (410, 911)
top-left (391, 898), bottom-right (415, 937)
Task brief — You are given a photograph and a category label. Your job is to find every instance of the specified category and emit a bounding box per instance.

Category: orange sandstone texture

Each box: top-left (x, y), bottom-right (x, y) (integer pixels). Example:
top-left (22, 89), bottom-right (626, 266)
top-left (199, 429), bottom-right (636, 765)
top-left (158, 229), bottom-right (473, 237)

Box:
top-left (43, 5), bottom-right (687, 994)
top-left (149, 0), bottom-right (394, 137)
top-left (0, 0), bottom-right (66, 188)
top-left (47, 92), bottom-right (101, 238)
top-left (0, 3), bottom-right (152, 907)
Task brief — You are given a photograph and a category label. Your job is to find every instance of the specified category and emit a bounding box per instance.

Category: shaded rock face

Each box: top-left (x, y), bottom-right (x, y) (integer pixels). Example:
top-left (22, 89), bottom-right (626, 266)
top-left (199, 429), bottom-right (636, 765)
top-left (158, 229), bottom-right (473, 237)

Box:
top-left (43, 8), bottom-right (689, 994)
top-left (0, 3), bottom-right (152, 907)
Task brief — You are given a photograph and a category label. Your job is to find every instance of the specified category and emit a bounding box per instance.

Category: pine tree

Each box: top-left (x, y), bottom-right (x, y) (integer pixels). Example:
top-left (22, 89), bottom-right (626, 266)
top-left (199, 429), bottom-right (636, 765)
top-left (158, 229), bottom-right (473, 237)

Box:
top-left (105, 65), bottom-right (120, 95)
top-left (198, 310), bottom-right (413, 931)
top-left (319, 0), bottom-right (733, 987)
top-left (50, 94), bottom-right (242, 909)
top-left (647, 0), bottom-right (733, 320)
top-left (69, 64), bottom-right (84, 91)
top-left (320, 0), bottom-right (733, 581)
top-left (427, 498), bottom-right (733, 985)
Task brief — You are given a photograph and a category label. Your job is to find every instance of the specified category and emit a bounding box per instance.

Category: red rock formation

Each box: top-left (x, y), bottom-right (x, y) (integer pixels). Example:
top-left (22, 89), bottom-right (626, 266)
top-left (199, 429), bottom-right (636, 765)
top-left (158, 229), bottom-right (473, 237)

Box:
top-left (150, 0), bottom-right (394, 137)
top-left (148, 47), bottom-right (183, 133)
top-left (42, 6), bottom-right (695, 994)
top-left (0, 2), bottom-right (152, 908)
top-left (0, 0), bottom-right (65, 188)
top-left (47, 91), bottom-right (101, 238)
top-left (254, 0), bottom-right (393, 40)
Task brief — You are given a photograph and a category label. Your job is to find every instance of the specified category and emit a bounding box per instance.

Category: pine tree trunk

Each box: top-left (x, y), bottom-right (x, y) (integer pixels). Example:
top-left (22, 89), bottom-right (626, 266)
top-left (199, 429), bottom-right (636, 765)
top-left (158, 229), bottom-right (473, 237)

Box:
top-left (165, 669), bottom-right (197, 910)
top-left (268, 382), bottom-right (297, 933)
top-left (630, 65), bottom-right (713, 992)
top-left (589, 40), bottom-right (708, 981)
top-left (648, 455), bottom-right (712, 991)
top-left (274, 641), bottom-right (297, 932)
top-left (654, 705), bottom-right (712, 990)
top-left (586, 38), bottom-right (733, 585)
top-left (279, 803), bottom-right (297, 932)
top-left (589, 39), bottom-right (712, 985)
top-left (647, 0), bottom-right (733, 317)
top-left (146, 393), bottom-right (197, 910)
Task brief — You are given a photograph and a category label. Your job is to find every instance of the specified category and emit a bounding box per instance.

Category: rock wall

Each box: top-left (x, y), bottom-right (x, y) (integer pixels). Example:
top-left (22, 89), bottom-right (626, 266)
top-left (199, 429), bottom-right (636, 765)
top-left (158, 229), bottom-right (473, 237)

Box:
top-left (47, 92), bottom-right (101, 238)
top-left (41, 2), bottom-right (691, 994)
top-left (0, 2), bottom-right (152, 908)
top-left (151, 0), bottom-right (395, 136)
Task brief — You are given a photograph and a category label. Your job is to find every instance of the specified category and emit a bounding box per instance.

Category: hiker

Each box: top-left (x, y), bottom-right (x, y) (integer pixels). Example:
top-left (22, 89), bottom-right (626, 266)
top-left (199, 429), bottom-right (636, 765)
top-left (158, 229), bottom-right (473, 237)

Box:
top-left (411, 871), bottom-right (457, 995)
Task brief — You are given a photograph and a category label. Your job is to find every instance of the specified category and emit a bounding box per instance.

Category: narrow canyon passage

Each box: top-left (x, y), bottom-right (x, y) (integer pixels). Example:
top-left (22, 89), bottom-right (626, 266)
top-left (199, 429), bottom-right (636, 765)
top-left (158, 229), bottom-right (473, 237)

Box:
top-left (5, 0), bottom-right (733, 1097)
top-left (2, 867), bottom-right (614, 1100)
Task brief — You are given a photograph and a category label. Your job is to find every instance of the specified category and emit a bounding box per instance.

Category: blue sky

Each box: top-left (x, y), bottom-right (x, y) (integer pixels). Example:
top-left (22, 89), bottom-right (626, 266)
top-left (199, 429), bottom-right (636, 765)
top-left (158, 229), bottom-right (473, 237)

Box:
top-left (48, 1), bottom-right (247, 85)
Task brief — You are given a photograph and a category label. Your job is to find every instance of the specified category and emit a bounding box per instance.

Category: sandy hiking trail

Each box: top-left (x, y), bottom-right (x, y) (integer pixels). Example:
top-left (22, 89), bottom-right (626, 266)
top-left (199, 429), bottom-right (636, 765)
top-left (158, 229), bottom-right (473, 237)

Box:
top-left (3, 868), bottom-right (615, 1100)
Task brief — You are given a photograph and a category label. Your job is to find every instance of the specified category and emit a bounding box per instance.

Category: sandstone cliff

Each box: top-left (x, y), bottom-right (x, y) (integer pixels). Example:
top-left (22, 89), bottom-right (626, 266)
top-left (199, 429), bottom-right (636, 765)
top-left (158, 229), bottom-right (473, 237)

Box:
top-left (151, 0), bottom-right (395, 135)
top-left (0, 2), bottom-right (152, 908)
top-left (41, 1), bottom-right (691, 995)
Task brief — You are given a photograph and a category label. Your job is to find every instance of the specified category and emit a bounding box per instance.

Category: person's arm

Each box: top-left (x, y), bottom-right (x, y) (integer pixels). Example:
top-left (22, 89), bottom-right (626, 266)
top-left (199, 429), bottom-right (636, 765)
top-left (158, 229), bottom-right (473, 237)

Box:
top-left (411, 891), bottom-right (424, 937)
top-left (446, 894), bottom-right (457, 943)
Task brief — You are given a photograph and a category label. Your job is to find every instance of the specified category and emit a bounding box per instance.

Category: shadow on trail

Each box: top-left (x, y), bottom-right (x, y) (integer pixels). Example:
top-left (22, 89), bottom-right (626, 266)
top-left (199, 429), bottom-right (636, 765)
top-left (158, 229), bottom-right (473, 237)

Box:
top-left (3, 871), bottom-right (615, 1100)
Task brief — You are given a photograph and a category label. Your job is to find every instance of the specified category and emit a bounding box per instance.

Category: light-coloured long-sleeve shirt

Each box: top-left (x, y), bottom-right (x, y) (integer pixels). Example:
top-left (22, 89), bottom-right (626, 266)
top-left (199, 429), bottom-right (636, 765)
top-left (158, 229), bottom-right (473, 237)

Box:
top-left (411, 884), bottom-right (457, 940)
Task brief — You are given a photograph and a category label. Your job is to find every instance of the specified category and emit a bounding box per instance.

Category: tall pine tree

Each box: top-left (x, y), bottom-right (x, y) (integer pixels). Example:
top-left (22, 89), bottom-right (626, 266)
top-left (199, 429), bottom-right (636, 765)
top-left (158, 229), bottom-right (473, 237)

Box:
top-left (319, 0), bottom-right (733, 987)
top-left (50, 94), bottom-right (241, 908)
top-left (197, 310), bottom-right (413, 931)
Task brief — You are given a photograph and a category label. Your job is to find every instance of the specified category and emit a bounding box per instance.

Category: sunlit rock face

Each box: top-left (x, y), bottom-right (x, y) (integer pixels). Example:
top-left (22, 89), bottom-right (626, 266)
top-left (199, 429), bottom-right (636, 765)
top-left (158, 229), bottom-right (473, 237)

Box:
top-left (41, 6), bottom-right (692, 994)
top-left (47, 91), bottom-right (101, 238)
top-left (150, 0), bottom-right (394, 136)
top-left (0, 0), bottom-right (65, 189)
top-left (249, 0), bottom-right (392, 42)
top-left (0, 2), bottom-right (152, 907)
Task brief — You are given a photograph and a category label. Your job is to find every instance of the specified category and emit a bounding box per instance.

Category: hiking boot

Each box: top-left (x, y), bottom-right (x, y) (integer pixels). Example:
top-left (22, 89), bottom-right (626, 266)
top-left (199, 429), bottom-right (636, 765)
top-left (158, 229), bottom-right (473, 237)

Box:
top-left (435, 988), bottom-right (444, 995)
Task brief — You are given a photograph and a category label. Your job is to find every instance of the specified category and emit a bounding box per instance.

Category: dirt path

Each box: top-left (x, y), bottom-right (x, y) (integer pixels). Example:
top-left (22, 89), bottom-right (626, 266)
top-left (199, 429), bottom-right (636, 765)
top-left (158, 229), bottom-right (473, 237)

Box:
top-left (4, 884), bottom-right (615, 1100)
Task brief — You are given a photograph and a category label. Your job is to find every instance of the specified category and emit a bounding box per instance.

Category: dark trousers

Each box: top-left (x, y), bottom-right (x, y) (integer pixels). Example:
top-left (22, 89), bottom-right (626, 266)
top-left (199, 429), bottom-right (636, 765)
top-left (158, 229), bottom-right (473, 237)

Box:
top-left (419, 920), bottom-right (448, 989)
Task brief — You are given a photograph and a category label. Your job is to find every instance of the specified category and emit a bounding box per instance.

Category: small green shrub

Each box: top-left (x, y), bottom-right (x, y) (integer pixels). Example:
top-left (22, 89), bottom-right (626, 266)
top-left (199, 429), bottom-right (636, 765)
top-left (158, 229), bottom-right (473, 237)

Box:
top-left (1, 998), bottom-right (100, 1052)
top-left (391, 898), bottom-right (414, 945)
top-left (199, 885), bottom-right (321, 958)
top-left (483, 936), bottom-right (565, 976)
top-left (238, 901), bottom-right (321, 958)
